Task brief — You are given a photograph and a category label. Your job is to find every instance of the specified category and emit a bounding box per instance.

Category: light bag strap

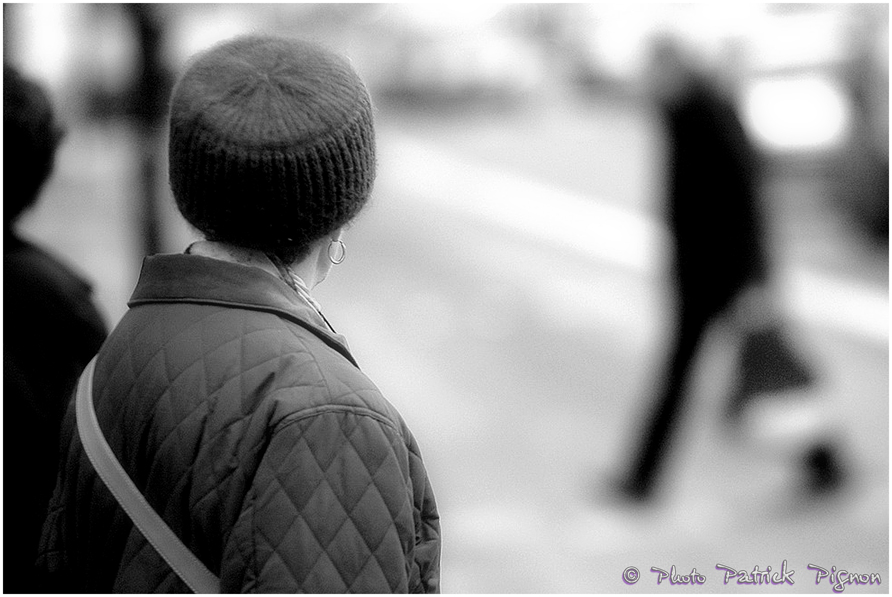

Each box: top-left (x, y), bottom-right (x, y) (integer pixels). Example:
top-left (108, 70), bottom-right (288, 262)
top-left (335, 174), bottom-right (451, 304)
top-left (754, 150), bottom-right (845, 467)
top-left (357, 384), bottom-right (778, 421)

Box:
top-left (75, 357), bottom-right (220, 594)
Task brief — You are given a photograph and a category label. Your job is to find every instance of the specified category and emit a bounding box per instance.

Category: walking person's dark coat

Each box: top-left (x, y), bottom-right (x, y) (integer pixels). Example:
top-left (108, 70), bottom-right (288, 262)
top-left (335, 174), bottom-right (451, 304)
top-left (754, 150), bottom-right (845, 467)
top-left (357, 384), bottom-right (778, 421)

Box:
top-left (619, 38), bottom-right (769, 500)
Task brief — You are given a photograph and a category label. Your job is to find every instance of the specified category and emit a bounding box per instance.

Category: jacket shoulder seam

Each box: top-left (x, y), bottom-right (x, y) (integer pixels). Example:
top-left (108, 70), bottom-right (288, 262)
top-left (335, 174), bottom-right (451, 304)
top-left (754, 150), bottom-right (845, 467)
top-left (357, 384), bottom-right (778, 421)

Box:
top-left (273, 403), bottom-right (402, 437)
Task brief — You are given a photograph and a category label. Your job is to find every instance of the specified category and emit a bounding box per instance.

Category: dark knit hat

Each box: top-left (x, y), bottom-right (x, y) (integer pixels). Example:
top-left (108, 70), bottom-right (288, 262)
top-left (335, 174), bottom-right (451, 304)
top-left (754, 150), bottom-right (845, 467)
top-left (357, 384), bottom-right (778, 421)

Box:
top-left (168, 35), bottom-right (375, 259)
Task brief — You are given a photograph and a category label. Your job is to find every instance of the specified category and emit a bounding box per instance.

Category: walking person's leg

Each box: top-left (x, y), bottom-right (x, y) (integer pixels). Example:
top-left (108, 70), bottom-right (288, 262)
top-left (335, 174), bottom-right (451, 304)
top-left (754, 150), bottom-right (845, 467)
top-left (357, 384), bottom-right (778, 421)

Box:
top-left (620, 300), bottom-right (711, 501)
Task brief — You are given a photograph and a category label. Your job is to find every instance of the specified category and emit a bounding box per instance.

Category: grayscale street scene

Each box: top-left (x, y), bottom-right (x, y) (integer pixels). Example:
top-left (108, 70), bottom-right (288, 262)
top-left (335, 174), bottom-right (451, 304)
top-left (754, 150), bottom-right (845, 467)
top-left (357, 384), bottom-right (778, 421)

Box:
top-left (5, 3), bottom-right (887, 592)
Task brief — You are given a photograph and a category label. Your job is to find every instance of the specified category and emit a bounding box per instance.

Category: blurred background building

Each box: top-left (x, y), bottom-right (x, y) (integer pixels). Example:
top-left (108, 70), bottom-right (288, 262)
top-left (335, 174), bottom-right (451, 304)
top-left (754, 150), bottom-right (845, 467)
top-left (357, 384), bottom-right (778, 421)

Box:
top-left (4, 3), bottom-right (888, 592)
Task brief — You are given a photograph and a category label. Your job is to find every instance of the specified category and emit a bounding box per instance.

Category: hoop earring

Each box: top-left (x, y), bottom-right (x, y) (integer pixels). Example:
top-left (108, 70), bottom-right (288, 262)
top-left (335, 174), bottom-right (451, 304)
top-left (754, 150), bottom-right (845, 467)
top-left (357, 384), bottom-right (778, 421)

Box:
top-left (328, 239), bottom-right (346, 265)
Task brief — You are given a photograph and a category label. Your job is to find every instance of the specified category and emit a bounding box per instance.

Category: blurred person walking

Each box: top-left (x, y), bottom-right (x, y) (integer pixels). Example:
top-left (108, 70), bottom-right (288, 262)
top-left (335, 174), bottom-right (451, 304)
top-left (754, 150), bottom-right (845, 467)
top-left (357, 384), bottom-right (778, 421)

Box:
top-left (616, 35), bottom-right (832, 502)
top-left (36, 35), bottom-right (441, 593)
top-left (3, 64), bottom-right (109, 593)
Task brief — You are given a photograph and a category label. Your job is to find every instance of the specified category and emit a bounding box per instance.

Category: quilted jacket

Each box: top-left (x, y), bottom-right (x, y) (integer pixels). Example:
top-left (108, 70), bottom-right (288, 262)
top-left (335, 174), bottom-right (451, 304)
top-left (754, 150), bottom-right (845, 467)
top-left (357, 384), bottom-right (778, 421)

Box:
top-left (36, 253), bottom-right (441, 593)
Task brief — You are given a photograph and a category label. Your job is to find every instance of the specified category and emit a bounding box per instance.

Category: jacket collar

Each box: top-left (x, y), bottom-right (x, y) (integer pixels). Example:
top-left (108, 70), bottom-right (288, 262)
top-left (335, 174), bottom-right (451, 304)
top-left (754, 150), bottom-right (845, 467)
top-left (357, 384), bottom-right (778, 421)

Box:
top-left (128, 253), bottom-right (359, 368)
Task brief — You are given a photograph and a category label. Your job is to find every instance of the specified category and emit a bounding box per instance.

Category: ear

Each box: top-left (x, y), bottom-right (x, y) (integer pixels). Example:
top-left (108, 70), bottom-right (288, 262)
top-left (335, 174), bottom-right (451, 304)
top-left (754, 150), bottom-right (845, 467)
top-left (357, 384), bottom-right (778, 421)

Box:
top-left (311, 227), bottom-right (345, 287)
top-left (313, 235), bottom-right (332, 269)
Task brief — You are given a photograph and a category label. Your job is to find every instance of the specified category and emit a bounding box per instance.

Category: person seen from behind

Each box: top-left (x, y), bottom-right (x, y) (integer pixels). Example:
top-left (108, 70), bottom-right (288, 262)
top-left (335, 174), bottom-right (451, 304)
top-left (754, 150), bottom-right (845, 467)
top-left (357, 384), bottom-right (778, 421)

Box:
top-left (35, 35), bottom-right (441, 592)
top-left (3, 64), bottom-right (109, 593)
top-left (616, 35), bottom-right (840, 503)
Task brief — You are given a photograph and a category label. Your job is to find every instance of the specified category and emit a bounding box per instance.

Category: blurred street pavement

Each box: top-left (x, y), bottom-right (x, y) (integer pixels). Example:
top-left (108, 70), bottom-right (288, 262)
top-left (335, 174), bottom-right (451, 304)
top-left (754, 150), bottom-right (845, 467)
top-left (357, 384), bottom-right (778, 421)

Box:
top-left (17, 89), bottom-right (888, 592)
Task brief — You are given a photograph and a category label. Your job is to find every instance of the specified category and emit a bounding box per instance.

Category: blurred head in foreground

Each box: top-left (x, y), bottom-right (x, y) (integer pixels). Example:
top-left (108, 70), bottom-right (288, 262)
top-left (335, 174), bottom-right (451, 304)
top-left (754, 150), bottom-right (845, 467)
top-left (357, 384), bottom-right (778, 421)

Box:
top-left (3, 64), bottom-right (66, 229)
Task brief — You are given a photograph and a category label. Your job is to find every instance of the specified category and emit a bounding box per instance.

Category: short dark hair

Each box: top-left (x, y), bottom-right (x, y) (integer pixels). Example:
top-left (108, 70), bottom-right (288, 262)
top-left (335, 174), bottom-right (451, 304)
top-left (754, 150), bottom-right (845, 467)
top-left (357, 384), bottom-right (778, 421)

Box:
top-left (3, 64), bottom-right (65, 227)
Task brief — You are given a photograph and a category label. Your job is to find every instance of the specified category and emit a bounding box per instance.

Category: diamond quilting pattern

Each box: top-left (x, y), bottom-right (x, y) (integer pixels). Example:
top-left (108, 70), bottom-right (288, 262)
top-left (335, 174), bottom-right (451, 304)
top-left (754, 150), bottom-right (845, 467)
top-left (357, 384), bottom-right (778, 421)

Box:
top-left (36, 258), bottom-right (440, 593)
top-left (242, 408), bottom-right (415, 591)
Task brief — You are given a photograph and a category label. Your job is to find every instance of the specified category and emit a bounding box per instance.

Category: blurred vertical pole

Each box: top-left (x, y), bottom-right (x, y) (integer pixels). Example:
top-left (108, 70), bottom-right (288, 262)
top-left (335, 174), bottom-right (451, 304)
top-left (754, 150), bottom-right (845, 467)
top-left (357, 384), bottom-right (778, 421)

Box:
top-left (124, 4), bottom-right (171, 257)
top-left (3, 5), bottom-right (27, 78)
top-left (3, 4), bottom-right (16, 59)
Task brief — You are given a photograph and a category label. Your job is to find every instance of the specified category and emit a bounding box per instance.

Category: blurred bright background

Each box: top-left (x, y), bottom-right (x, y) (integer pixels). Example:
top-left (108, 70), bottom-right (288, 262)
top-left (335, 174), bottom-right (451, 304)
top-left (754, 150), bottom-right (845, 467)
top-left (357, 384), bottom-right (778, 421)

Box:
top-left (4, 3), bottom-right (888, 592)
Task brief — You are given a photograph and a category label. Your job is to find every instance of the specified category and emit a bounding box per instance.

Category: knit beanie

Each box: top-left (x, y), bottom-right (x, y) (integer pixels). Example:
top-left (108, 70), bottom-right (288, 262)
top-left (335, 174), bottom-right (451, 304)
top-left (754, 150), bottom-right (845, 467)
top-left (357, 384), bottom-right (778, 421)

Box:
top-left (168, 35), bottom-right (375, 260)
